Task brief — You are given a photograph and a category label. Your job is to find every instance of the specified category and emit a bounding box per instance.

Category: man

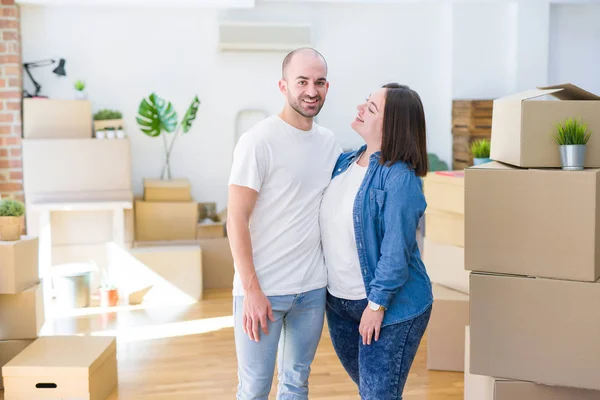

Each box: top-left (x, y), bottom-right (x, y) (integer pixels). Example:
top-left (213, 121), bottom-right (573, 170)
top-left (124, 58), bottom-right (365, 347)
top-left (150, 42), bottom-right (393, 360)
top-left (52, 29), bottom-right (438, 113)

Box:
top-left (227, 48), bottom-right (341, 399)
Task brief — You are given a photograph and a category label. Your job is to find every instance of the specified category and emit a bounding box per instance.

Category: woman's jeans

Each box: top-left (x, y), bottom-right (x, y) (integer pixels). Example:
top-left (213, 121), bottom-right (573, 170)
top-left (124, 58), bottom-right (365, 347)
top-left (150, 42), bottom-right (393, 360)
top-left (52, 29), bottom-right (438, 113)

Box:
top-left (325, 292), bottom-right (431, 400)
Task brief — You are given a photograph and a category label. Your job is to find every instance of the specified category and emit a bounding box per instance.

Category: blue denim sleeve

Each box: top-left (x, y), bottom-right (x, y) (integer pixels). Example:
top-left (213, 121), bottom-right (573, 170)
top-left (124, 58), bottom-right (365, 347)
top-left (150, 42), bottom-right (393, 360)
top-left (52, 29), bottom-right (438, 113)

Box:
top-left (367, 171), bottom-right (426, 309)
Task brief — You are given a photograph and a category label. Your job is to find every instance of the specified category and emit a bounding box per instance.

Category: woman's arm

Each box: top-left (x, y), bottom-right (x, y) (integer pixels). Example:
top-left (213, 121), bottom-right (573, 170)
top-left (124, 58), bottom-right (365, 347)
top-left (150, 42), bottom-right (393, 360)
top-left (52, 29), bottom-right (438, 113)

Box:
top-left (367, 171), bottom-right (426, 309)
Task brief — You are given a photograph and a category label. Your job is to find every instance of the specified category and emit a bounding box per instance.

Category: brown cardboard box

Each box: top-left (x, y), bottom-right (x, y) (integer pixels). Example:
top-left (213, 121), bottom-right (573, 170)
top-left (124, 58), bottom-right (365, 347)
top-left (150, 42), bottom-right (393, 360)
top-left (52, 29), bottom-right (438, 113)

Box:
top-left (23, 99), bottom-right (92, 139)
top-left (134, 200), bottom-right (198, 241)
top-left (465, 161), bottom-right (600, 282)
top-left (464, 326), bottom-right (495, 400)
top-left (0, 282), bottom-right (44, 340)
top-left (424, 209), bottom-right (464, 247)
top-left (423, 171), bottom-right (464, 215)
top-left (0, 237), bottom-right (39, 294)
top-left (470, 272), bottom-right (600, 391)
top-left (490, 83), bottom-right (600, 168)
top-left (423, 238), bottom-right (468, 294)
top-left (0, 340), bottom-right (35, 390)
top-left (22, 138), bottom-right (132, 195)
top-left (2, 336), bottom-right (117, 400)
top-left (128, 242), bottom-right (202, 303)
top-left (196, 222), bottom-right (226, 239)
top-left (143, 178), bottom-right (192, 202)
top-left (426, 284), bottom-right (469, 372)
top-left (198, 237), bottom-right (234, 290)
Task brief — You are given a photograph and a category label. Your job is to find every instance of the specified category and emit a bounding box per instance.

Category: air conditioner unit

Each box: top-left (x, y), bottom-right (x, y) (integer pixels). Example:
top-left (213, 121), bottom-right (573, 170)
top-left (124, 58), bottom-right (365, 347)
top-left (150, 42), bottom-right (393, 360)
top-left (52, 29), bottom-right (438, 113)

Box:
top-left (218, 21), bottom-right (312, 52)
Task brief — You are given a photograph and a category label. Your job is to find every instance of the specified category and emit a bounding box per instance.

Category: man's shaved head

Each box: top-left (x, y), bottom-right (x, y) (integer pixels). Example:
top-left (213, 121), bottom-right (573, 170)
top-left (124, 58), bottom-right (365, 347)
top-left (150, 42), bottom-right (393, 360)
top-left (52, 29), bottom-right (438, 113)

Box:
top-left (282, 47), bottom-right (328, 80)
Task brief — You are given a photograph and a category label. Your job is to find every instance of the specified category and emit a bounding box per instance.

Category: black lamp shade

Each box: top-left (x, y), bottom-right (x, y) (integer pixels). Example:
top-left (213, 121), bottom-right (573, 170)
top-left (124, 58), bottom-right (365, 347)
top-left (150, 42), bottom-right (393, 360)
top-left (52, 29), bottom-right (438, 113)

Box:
top-left (52, 58), bottom-right (66, 77)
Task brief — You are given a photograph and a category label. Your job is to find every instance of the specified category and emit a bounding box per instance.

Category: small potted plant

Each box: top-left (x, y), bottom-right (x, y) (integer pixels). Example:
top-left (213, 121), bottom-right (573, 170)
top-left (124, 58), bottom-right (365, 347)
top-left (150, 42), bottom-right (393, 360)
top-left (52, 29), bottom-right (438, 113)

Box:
top-left (470, 138), bottom-right (491, 165)
top-left (96, 129), bottom-right (106, 139)
top-left (105, 127), bottom-right (116, 139)
top-left (74, 80), bottom-right (87, 100)
top-left (116, 125), bottom-right (126, 139)
top-left (0, 198), bottom-right (25, 241)
top-left (99, 269), bottom-right (118, 308)
top-left (553, 117), bottom-right (592, 171)
top-left (93, 109), bottom-right (123, 132)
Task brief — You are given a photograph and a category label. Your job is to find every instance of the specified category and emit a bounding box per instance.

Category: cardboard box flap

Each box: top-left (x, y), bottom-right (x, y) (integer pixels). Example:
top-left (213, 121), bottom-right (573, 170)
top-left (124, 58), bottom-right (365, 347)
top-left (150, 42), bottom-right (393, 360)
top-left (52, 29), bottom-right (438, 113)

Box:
top-left (3, 336), bottom-right (116, 378)
top-left (432, 283), bottom-right (469, 301)
top-left (538, 83), bottom-right (600, 101)
top-left (468, 161), bottom-right (521, 171)
top-left (143, 178), bottom-right (191, 189)
top-left (497, 88), bottom-right (563, 102)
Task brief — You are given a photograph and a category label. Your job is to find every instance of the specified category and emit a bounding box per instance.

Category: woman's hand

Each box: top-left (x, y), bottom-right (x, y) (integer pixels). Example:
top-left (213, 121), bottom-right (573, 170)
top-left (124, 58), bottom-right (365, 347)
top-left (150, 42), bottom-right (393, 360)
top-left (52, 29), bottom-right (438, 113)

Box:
top-left (359, 306), bottom-right (385, 345)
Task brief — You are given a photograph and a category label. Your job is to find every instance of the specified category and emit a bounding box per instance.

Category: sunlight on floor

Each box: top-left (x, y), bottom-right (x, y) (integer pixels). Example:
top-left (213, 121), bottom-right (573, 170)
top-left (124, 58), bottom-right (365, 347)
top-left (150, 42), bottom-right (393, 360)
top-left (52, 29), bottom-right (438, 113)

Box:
top-left (88, 315), bottom-right (234, 342)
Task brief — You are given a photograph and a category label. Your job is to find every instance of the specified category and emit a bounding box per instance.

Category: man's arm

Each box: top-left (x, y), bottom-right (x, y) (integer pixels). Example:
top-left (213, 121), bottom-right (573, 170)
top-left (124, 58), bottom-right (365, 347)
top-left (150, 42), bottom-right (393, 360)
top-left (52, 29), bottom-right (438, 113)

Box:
top-left (227, 184), bottom-right (274, 342)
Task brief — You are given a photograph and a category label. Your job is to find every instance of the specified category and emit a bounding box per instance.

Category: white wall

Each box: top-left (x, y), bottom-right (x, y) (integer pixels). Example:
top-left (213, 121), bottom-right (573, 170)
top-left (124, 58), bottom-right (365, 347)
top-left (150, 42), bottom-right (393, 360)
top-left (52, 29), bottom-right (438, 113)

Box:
top-left (549, 3), bottom-right (600, 95)
top-left (20, 1), bottom-right (568, 209)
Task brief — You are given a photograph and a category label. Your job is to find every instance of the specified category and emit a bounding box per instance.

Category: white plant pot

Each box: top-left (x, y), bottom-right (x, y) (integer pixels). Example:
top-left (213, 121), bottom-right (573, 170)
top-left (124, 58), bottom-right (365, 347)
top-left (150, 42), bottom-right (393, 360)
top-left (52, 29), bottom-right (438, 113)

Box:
top-left (74, 91), bottom-right (87, 100)
top-left (96, 130), bottom-right (106, 139)
top-left (106, 130), bottom-right (116, 139)
top-left (116, 130), bottom-right (126, 139)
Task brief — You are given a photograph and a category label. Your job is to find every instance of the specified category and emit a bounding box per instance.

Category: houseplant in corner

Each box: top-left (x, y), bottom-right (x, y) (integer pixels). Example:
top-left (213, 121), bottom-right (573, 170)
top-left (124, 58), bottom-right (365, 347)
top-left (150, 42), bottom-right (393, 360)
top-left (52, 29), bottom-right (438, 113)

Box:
top-left (470, 138), bottom-right (491, 166)
top-left (136, 93), bottom-right (200, 180)
top-left (0, 198), bottom-right (25, 241)
top-left (553, 117), bottom-right (592, 171)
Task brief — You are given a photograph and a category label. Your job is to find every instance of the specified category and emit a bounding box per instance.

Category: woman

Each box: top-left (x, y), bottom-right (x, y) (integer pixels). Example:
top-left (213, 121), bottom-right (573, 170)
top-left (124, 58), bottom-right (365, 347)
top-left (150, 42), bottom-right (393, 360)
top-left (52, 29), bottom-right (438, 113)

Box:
top-left (320, 83), bottom-right (433, 400)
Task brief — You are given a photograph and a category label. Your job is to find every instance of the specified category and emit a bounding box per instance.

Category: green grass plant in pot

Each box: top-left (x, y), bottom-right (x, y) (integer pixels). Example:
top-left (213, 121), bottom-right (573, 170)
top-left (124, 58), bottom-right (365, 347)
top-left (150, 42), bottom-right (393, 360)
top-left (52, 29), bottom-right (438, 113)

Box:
top-left (553, 117), bottom-right (592, 171)
top-left (0, 198), bottom-right (25, 241)
top-left (470, 139), bottom-right (491, 166)
top-left (136, 93), bottom-right (200, 180)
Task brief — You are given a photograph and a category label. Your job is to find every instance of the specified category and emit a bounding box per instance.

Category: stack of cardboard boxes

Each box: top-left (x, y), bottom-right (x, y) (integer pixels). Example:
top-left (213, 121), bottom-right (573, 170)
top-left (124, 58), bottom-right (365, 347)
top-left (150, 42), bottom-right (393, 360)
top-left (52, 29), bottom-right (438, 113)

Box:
top-left (422, 171), bottom-right (470, 372)
top-left (464, 83), bottom-right (600, 399)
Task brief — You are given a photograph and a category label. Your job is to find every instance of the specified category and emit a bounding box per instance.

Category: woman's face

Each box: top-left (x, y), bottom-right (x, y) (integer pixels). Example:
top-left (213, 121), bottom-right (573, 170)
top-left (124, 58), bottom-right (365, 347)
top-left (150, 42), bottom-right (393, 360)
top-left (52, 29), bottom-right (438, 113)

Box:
top-left (351, 88), bottom-right (386, 146)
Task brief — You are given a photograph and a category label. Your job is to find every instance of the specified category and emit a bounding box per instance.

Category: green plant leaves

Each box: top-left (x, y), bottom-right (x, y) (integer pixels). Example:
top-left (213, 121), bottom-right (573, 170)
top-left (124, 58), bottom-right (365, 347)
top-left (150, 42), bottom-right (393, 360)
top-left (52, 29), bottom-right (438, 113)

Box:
top-left (136, 93), bottom-right (178, 137)
top-left (0, 199), bottom-right (25, 217)
top-left (553, 117), bottom-right (592, 145)
top-left (93, 109), bottom-right (122, 121)
top-left (470, 139), bottom-right (491, 158)
top-left (181, 96), bottom-right (201, 134)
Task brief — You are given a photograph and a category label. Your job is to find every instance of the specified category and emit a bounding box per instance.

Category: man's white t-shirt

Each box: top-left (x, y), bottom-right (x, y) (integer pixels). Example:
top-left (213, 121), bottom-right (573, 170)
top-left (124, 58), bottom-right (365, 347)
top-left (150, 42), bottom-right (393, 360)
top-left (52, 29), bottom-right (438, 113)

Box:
top-left (320, 159), bottom-right (368, 300)
top-left (228, 115), bottom-right (341, 297)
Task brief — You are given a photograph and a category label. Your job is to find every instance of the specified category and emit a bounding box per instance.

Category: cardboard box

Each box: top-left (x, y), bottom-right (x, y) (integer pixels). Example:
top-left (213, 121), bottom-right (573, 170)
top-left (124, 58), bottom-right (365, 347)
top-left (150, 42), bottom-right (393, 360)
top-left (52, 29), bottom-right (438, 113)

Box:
top-left (423, 171), bottom-right (464, 215)
top-left (22, 138), bottom-right (132, 195)
top-left (2, 336), bottom-right (117, 400)
top-left (196, 222), bottom-right (226, 239)
top-left (465, 161), bottom-right (600, 282)
top-left (143, 178), bottom-right (192, 202)
top-left (426, 283), bottom-right (469, 372)
top-left (0, 237), bottom-right (39, 294)
top-left (128, 242), bottom-right (202, 303)
top-left (423, 238), bottom-right (468, 294)
top-left (424, 209), bottom-right (464, 247)
top-left (464, 326), bottom-right (495, 400)
top-left (470, 272), bottom-right (600, 391)
top-left (198, 237), bottom-right (234, 289)
top-left (134, 200), bottom-right (198, 242)
top-left (23, 99), bottom-right (92, 139)
top-left (490, 83), bottom-right (600, 168)
top-left (0, 282), bottom-right (45, 340)
top-left (0, 339), bottom-right (35, 390)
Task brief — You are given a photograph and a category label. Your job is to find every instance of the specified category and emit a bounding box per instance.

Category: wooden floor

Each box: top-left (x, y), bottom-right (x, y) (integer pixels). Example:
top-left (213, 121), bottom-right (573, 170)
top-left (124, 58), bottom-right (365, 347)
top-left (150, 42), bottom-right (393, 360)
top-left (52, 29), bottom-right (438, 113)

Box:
top-left (1, 290), bottom-right (463, 400)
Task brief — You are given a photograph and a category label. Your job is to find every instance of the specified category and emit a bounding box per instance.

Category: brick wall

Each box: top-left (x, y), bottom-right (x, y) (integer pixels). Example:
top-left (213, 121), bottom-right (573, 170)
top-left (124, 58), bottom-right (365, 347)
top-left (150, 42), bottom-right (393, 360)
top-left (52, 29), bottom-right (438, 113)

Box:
top-left (0, 0), bottom-right (23, 202)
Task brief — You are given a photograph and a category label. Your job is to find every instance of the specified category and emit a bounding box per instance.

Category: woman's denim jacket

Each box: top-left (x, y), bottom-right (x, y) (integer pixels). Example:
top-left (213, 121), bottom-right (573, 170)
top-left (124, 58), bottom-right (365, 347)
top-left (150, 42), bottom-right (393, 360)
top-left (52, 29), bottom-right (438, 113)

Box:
top-left (332, 145), bottom-right (433, 327)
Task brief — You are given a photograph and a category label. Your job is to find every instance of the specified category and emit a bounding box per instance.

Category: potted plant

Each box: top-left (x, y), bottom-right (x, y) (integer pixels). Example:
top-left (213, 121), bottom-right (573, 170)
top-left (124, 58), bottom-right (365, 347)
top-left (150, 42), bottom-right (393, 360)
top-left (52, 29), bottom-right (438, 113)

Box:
top-left (553, 117), bottom-right (592, 171)
top-left (99, 269), bottom-right (118, 308)
top-left (470, 138), bottom-right (491, 165)
top-left (116, 125), bottom-right (126, 139)
top-left (0, 198), bottom-right (25, 241)
top-left (136, 93), bottom-right (200, 180)
top-left (96, 129), bottom-right (106, 139)
top-left (74, 79), bottom-right (87, 100)
top-left (93, 109), bottom-right (123, 132)
top-left (105, 127), bottom-right (116, 139)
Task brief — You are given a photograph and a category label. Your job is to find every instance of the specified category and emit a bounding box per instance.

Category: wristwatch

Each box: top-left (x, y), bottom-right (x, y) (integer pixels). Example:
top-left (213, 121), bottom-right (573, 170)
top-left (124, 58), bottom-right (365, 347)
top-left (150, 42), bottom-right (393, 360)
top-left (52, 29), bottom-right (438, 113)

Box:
top-left (368, 300), bottom-right (385, 311)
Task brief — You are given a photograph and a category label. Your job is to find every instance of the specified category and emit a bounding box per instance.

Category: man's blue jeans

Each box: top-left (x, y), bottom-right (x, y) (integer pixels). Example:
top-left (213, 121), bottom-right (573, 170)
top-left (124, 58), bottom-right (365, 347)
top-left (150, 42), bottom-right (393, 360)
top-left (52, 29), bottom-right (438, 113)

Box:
top-left (326, 292), bottom-right (431, 400)
top-left (234, 287), bottom-right (326, 400)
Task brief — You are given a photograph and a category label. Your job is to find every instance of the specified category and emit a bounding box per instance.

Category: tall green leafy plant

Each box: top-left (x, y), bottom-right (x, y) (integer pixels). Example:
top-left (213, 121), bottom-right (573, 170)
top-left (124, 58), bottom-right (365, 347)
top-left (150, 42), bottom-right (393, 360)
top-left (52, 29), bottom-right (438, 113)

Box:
top-left (136, 93), bottom-right (200, 180)
top-left (553, 117), bottom-right (591, 146)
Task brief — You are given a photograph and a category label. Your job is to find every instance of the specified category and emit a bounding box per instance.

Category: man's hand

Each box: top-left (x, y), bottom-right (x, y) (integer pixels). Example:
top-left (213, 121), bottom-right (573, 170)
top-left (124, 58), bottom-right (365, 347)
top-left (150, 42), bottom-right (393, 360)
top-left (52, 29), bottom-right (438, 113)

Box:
top-left (243, 289), bottom-right (275, 342)
top-left (359, 306), bottom-right (384, 345)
